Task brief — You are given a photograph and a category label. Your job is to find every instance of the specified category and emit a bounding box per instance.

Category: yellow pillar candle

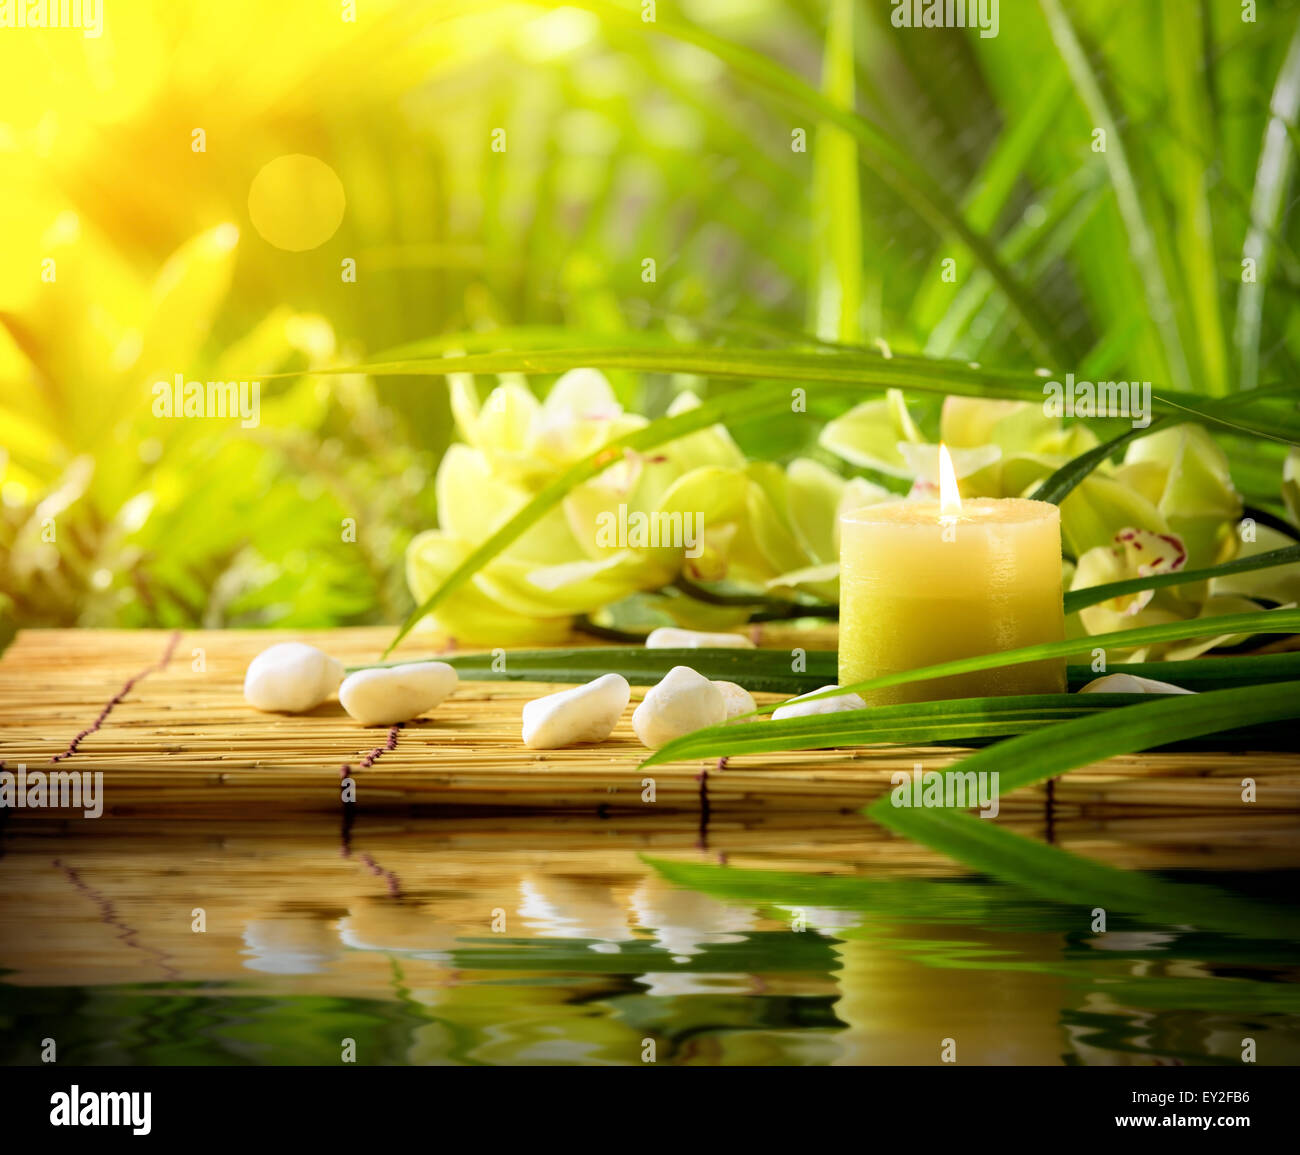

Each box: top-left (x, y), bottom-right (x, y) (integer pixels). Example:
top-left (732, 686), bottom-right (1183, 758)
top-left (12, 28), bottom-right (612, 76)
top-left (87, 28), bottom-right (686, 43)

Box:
top-left (838, 444), bottom-right (1065, 705)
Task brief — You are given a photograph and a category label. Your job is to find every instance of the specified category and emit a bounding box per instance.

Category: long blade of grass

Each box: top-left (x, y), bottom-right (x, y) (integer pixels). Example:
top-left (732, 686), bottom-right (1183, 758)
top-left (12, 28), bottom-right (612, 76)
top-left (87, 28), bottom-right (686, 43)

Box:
top-left (1162, 0), bottom-right (1229, 395)
top-left (1066, 651), bottom-right (1300, 690)
top-left (304, 345), bottom-right (1300, 442)
top-left (355, 646), bottom-right (1300, 696)
top-left (1064, 543), bottom-right (1300, 613)
top-left (391, 646), bottom-right (837, 692)
top-left (806, 607), bottom-right (1300, 706)
top-left (1237, 22), bottom-right (1300, 390)
top-left (810, 0), bottom-right (861, 344)
top-left (638, 692), bottom-right (1173, 767)
top-left (863, 679), bottom-right (1300, 798)
top-left (642, 680), bottom-right (1300, 767)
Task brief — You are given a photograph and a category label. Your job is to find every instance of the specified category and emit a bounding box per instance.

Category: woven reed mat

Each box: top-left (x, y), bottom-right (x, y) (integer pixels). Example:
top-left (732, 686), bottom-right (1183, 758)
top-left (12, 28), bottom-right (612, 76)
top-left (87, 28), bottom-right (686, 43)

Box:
top-left (1, 627), bottom-right (1297, 816)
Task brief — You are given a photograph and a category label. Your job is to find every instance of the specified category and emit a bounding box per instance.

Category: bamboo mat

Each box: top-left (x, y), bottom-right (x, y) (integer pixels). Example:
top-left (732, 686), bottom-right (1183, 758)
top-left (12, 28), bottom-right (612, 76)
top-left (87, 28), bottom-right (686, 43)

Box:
top-left (1, 627), bottom-right (1297, 817)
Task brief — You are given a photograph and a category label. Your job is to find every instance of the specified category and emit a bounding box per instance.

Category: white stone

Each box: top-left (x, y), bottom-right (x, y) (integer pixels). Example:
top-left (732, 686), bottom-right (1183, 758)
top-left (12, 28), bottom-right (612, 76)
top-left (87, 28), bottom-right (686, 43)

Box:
top-left (771, 685), bottom-right (867, 720)
top-left (644, 627), bottom-right (754, 649)
top-left (244, 643), bottom-right (344, 713)
top-left (632, 666), bottom-right (728, 748)
top-left (338, 662), bottom-right (459, 726)
top-left (522, 674), bottom-right (631, 749)
top-left (713, 680), bottom-right (756, 723)
top-left (1079, 673), bottom-right (1195, 695)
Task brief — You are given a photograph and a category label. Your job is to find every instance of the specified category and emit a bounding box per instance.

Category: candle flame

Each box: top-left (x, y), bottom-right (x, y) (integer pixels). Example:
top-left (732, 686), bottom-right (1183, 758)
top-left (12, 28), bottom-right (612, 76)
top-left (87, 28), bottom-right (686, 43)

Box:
top-left (938, 442), bottom-right (962, 516)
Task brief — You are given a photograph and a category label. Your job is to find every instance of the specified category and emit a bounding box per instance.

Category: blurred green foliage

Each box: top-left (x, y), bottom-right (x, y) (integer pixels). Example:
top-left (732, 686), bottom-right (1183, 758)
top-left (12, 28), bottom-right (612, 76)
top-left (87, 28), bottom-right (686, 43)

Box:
top-left (2, 0), bottom-right (1300, 630)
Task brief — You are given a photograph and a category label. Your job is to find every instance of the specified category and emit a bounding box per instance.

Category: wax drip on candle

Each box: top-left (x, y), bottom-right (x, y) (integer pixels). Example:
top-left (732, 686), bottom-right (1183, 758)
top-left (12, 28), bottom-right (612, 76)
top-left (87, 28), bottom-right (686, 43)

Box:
top-left (938, 442), bottom-right (962, 519)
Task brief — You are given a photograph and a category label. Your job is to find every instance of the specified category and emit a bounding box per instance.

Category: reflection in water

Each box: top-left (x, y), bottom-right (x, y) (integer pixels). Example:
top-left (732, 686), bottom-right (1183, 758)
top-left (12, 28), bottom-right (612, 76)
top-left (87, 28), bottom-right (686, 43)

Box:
top-left (338, 896), bottom-right (463, 960)
top-left (0, 812), bottom-right (1298, 1065)
top-left (243, 916), bottom-right (342, 975)
top-left (518, 876), bottom-right (635, 950)
top-left (830, 929), bottom-right (1070, 1065)
top-left (630, 875), bottom-right (757, 962)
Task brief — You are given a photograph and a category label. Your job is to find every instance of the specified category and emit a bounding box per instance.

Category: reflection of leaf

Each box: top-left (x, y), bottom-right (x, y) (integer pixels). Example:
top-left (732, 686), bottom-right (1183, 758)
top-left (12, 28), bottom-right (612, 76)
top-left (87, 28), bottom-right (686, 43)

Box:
top-left (644, 852), bottom-right (1300, 1011)
top-left (645, 852), bottom-right (1300, 982)
top-left (864, 805), bottom-right (1300, 945)
top-left (447, 933), bottom-right (835, 976)
top-left (645, 855), bottom-right (1049, 929)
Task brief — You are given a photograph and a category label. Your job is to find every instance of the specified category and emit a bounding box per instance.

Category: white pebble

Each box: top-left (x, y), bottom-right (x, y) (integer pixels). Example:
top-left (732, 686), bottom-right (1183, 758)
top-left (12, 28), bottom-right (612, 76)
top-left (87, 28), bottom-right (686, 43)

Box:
top-left (522, 674), bottom-right (631, 749)
top-left (713, 680), bottom-right (757, 723)
top-left (772, 685), bottom-right (867, 720)
top-left (338, 662), bottom-right (459, 726)
top-left (1079, 673), bottom-right (1195, 695)
top-left (633, 666), bottom-right (727, 748)
top-left (645, 627), bottom-right (755, 649)
top-left (244, 643), bottom-right (344, 714)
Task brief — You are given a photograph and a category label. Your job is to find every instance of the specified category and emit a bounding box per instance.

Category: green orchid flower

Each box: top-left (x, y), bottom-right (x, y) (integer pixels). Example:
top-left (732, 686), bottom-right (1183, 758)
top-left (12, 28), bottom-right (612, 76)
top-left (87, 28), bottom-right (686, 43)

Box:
top-left (726, 459), bottom-right (892, 602)
top-left (405, 370), bottom-right (756, 643)
top-left (1117, 425), bottom-right (1241, 569)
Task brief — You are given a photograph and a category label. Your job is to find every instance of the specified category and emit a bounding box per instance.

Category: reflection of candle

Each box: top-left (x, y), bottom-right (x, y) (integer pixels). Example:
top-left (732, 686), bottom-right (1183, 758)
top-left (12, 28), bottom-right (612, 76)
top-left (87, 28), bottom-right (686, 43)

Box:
top-left (838, 444), bottom-right (1065, 705)
top-left (830, 929), bottom-right (1069, 1065)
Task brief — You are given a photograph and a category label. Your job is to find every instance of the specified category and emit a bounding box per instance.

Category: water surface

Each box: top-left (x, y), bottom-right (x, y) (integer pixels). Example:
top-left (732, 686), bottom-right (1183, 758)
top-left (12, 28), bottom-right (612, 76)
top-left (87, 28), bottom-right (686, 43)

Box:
top-left (1, 812), bottom-right (1297, 1065)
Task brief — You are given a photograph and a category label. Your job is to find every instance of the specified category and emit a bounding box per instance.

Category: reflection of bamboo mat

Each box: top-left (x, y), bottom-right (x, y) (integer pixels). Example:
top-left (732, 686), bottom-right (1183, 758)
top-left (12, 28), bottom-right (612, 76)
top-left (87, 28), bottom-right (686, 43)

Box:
top-left (3, 814), bottom-right (1298, 993)
top-left (1, 628), bottom-right (1298, 816)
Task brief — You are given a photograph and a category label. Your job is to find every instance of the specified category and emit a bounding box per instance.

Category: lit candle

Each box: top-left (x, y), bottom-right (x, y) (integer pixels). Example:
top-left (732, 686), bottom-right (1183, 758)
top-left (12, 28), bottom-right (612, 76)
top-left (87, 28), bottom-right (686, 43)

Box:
top-left (838, 444), bottom-right (1066, 705)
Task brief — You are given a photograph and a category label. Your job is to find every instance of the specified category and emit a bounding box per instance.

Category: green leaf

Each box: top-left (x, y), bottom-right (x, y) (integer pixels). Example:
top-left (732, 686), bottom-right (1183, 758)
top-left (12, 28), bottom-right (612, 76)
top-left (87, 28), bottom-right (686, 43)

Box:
top-left (356, 645), bottom-right (1300, 698)
top-left (364, 646), bottom-right (839, 693)
top-left (1029, 420), bottom-right (1161, 504)
top-left (305, 344), bottom-right (1300, 443)
top-left (810, 0), bottom-right (861, 344)
top-left (639, 692), bottom-right (1148, 767)
top-left (1064, 543), bottom-right (1300, 613)
top-left (640, 686), bottom-right (1298, 768)
top-left (1066, 651), bottom-right (1300, 691)
top-left (830, 607), bottom-right (1300, 704)
top-left (861, 679), bottom-right (1300, 799)
top-left (1162, 0), bottom-right (1229, 395)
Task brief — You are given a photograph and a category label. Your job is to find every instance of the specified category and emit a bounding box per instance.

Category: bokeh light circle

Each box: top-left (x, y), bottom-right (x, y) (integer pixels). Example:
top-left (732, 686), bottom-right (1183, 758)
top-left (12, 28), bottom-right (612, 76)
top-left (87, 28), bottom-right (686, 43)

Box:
top-left (247, 155), bottom-right (345, 252)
